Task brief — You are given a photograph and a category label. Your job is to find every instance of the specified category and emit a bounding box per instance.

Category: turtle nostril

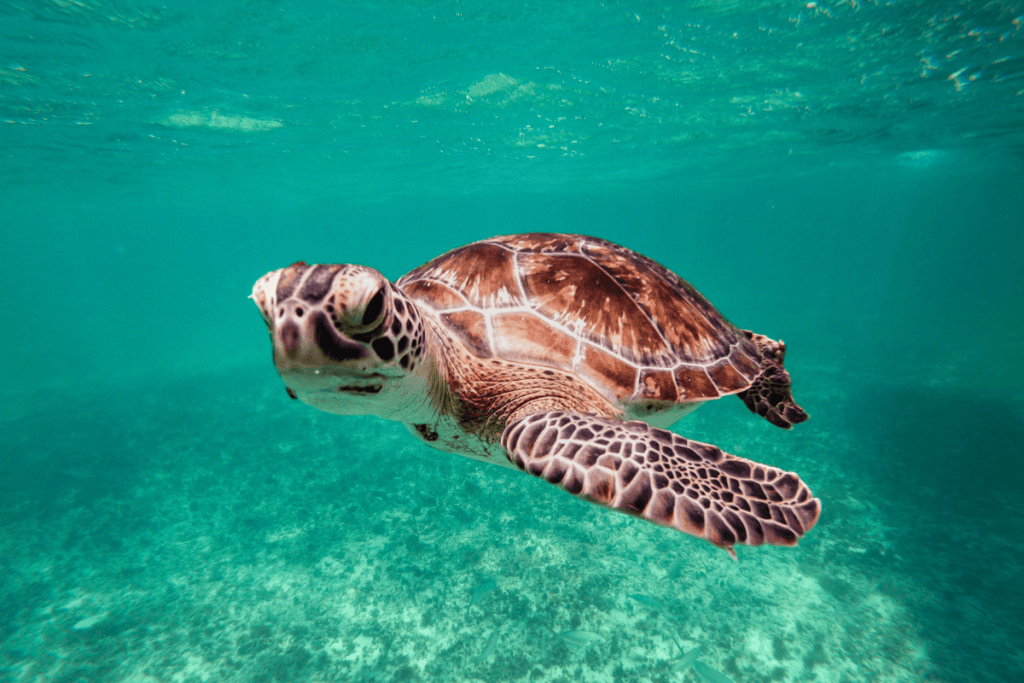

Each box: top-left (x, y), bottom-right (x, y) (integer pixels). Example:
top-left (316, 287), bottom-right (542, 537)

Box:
top-left (296, 306), bottom-right (305, 317)
top-left (280, 321), bottom-right (300, 357)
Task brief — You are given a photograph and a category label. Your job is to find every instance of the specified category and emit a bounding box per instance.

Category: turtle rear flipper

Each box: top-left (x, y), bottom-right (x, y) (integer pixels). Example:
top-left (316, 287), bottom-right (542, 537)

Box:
top-left (736, 331), bottom-right (808, 429)
top-left (501, 411), bottom-right (820, 558)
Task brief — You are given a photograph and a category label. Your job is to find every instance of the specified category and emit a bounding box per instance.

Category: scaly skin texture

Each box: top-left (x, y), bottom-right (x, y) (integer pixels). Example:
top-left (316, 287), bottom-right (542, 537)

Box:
top-left (502, 411), bottom-right (820, 559)
top-left (425, 322), bottom-right (614, 437)
top-left (736, 331), bottom-right (809, 429)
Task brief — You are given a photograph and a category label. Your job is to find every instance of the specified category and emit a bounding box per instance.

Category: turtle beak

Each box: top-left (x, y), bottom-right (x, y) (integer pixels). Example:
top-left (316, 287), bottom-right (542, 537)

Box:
top-left (271, 305), bottom-right (387, 401)
top-left (278, 319), bottom-right (301, 358)
top-left (271, 303), bottom-right (370, 370)
top-left (254, 265), bottom-right (397, 407)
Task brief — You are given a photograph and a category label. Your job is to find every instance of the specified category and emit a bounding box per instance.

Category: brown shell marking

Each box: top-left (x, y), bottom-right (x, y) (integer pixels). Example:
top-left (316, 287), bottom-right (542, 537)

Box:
top-left (396, 234), bottom-right (762, 406)
top-left (490, 312), bottom-right (576, 367)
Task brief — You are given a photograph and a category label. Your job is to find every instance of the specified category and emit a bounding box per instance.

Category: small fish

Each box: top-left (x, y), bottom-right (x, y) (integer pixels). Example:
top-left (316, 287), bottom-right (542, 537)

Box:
top-left (556, 630), bottom-right (605, 647)
top-left (694, 660), bottom-right (735, 683)
top-left (465, 579), bottom-right (497, 614)
top-left (72, 614), bottom-right (106, 631)
top-left (472, 629), bottom-right (501, 662)
top-left (628, 593), bottom-right (666, 610)
top-left (671, 645), bottom-right (701, 673)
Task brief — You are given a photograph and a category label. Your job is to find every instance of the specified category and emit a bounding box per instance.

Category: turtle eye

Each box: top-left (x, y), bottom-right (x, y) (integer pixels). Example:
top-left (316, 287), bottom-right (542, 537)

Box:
top-left (361, 288), bottom-right (385, 327)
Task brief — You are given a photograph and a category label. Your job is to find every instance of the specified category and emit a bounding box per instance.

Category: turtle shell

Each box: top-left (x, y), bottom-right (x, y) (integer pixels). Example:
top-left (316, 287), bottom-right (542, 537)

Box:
top-left (395, 233), bottom-right (762, 405)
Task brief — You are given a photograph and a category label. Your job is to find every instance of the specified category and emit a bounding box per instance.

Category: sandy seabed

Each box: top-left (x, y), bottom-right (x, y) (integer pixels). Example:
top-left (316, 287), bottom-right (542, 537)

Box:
top-left (1, 366), bottom-right (1010, 683)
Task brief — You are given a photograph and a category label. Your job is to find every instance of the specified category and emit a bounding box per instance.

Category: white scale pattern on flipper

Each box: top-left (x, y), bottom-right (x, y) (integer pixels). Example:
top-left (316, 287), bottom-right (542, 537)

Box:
top-left (501, 410), bottom-right (820, 557)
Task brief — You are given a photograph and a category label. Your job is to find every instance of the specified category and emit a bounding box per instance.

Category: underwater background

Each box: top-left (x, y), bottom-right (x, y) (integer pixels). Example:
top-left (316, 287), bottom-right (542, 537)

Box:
top-left (1, 1), bottom-right (1022, 682)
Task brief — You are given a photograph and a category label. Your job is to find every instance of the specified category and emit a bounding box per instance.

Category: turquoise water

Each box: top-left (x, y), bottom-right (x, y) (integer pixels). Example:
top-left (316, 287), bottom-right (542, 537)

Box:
top-left (2, 1), bottom-right (1022, 682)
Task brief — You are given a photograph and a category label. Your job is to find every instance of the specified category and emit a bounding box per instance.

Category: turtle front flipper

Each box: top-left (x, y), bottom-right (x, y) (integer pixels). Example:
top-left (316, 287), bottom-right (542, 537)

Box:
top-left (500, 411), bottom-right (820, 558)
top-left (736, 331), bottom-right (809, 429)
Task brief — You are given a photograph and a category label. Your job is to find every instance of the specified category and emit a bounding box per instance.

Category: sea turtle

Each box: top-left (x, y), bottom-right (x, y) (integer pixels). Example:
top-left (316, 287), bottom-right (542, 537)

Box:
top-left (251, 233), bottom-right (820, 558)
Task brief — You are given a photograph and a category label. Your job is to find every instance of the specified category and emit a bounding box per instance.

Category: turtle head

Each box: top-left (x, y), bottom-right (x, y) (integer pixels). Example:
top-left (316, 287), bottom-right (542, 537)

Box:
top-left (251, 262), bottom-right (427, 416)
